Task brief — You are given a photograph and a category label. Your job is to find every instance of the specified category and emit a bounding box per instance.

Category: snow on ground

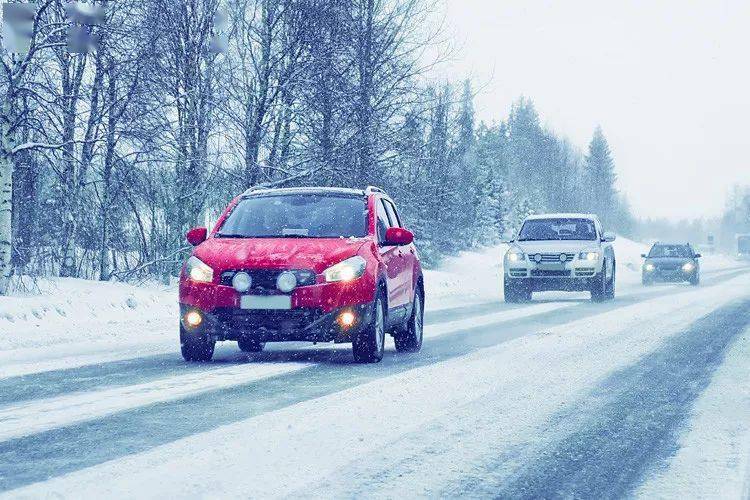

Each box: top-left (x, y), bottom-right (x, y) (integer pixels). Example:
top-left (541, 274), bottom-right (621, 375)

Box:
top-left (635, 325), bottom-right (750, 499)
top-left (0, 278), bottom-right (176, 351)
top-left (423, 244), bottom-right (506, 309)
top-left (9, 272), bottom-right (749, 499)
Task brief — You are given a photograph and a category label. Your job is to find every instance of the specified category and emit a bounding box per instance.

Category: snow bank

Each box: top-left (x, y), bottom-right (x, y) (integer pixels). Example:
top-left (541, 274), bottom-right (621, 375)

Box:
top-left (0, 278), bottom-right (176, 351)
top-left (423, 244), bottom-right (506, 310)
top-left (612, 235), bottom-right (650, 285)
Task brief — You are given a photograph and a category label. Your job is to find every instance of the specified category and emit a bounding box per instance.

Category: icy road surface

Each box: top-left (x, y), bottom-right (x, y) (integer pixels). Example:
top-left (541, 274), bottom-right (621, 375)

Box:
top-left (2, 267), bottom-right (750, 498)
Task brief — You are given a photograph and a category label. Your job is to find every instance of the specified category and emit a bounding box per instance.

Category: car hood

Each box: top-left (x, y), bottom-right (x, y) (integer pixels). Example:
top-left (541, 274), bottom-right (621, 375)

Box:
top-left (513, 240), bottom-right (598, 254)
top-left (193, 237), bottom-right (370, 274)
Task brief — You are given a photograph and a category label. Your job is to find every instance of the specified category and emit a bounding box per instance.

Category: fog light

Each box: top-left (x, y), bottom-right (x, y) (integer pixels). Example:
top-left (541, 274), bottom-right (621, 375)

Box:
top-left (338, 311), bottom-right (356, 328)
top-left (185, 310), bottom-right (203, 327)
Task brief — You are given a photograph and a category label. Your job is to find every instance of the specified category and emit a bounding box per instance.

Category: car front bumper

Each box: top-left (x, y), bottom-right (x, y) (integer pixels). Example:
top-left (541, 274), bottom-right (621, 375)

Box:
top-left (642, 269), bottom-right (697, 282)
top-left (180, 302), bottom-right (374, 343)
top-left (504, 259), bottom-right (605, 292)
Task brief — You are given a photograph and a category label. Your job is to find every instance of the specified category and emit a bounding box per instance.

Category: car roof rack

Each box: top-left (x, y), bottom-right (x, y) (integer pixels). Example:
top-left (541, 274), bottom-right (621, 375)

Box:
top-left (364, 185), bottom-right (387, 195)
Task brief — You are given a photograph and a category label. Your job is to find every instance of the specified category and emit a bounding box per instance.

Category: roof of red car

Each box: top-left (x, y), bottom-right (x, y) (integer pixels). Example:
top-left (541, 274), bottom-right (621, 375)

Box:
top-left (241, 186), bottom-right (385, 198)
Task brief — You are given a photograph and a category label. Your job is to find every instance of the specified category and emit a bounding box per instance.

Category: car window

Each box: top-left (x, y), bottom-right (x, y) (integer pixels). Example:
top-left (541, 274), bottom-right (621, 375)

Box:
top-left (382, 200), bottom-right (402, 228)
top-left (376, 199), bottom-right (391, 242)
top-left (648, 245), bottom-right (691, 258)
top-left (518, 218), bottom-right (597, 241)
top-left (217, 194), bottom-right (367, 238)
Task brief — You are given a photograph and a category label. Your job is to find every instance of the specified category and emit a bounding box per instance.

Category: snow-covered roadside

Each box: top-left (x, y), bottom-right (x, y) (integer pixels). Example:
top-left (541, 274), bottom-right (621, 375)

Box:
top-left (9, 273), bottom-right (748, 499)
top-left (423, 245), bottom-right (506, 309)
top-left (635, 326), bottom-right (750, 499)
top-left (0, 278), bottom-right (177, 350)
top-left (0, 362), bottom-right (311, 442)
top-left (0, 235), bottom-right (740, 372)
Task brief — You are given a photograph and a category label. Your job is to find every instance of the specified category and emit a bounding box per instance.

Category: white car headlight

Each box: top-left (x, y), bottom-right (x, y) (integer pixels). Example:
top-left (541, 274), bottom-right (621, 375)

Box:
top-left (682, 262), bottom-right (695, 272)
top-left (186, 256), bottom-right (214, 283)
top-left (644, 263), bottom-right (655, 272)
top-left (324, 256), bottom-right (366, 283)
top-left (579, 251), bottom-right (600, 261)
top-left (506, 251), bottom-right (525, 262)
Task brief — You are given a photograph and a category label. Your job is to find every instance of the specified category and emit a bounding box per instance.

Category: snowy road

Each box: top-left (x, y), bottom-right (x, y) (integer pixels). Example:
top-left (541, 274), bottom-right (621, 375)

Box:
top-left (2, 266), bottom-right (750, 498)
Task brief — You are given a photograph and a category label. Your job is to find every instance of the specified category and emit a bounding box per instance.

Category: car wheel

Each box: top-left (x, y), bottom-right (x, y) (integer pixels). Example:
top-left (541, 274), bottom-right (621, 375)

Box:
top-left (504, 279), bottom-right (531, 303)
top-left (605, 263), bottom-right (616, 300)
top-left (394, 290), bottom-right (424, 353)
top-left (642, 275), bottom-right (653, 286)
top-left (238, 337), bottom-right (265, 353)
top-left (689, 274), bottom-right (700, 286)
top-left (180, 324), bottom-right (215, 362)
top-left (352, 295), bottom-right (385, 363)
top-left (590, 266), bottom-right (607, 303)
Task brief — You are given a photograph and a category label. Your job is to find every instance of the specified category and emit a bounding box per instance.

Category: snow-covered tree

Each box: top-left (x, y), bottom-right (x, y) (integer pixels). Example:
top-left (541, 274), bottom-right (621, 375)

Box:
top-left (583, 126), bottom-right (617, 224)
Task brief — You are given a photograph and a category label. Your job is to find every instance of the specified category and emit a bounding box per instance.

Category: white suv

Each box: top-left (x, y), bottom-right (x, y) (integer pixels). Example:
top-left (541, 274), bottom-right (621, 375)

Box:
top-left (503, 214), bottom-right (616, 303)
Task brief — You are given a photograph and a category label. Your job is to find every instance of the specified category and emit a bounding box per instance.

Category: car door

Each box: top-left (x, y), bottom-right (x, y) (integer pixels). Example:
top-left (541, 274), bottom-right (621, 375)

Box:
top-left (376, 198), bottom-right (409, 309)
top-left (382, 199), bottom-right (414, 305)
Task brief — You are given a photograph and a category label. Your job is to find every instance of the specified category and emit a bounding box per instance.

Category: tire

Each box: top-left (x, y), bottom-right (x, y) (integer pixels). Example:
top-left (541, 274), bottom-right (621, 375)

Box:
top-left (504, 279), bottom-right (531, 303)
top-left (180, 325), bottom-right (215, 362)
top-left (238, 337), bottom-right (265, 353)
top-left (689, 274), bottom-right (700, 286)
top-left (604, 263), bottom-right (616, 300)
top-left (394, 290), bottom-right (424, 353)
top-left (642, 276), bottom-right (653, 286)
top-left (352, 295), bottom-right (386, 363)
top-left (590, 267), bottom-right (607, 303)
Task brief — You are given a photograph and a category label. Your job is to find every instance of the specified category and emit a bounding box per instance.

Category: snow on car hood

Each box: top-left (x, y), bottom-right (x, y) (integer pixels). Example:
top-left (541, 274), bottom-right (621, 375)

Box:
top-left (512, 240), bottom-right (599, 254)
top-left (193, 237), bottom-right (370, 274)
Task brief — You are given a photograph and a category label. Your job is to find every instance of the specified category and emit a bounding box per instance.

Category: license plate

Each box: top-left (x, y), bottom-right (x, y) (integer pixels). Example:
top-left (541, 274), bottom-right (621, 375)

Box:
top-left (539, 263), bottom-right (565, 270)
top-left (240, 295), bottom-right (292, 310)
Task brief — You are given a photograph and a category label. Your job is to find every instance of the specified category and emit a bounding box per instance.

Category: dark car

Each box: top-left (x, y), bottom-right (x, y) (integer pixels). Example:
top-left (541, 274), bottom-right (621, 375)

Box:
top-left (641, 243), bottom-right (701, 286)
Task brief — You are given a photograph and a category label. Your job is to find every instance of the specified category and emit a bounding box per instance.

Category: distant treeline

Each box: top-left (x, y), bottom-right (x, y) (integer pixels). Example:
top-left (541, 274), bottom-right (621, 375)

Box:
top-left (0, 0), bottom-right (632, 293)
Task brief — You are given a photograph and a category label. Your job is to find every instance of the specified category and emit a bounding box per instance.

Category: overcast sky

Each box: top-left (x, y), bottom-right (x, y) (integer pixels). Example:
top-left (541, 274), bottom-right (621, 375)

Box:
top-left (434, 0), bottom-right (750, 220)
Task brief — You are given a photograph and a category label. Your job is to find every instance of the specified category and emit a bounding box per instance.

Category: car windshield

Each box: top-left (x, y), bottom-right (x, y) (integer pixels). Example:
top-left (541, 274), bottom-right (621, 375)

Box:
top-left (216, 194), bottom-right (367, 238)
top-left (518, 218), bottom-right (597, 241)
top-left (649, 245), bottom-right (692, 258)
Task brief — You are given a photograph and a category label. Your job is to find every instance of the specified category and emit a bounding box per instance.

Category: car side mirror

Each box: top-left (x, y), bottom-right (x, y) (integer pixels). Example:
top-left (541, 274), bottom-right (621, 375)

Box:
top-left (640, 253), bottom-right (647, 258)
top-left (186, 227), bottom-right (208, 246)
top-left (501, 230), bottom-right (515, 243)
top-left (602, 232), bottom-right (616, 243)
top-left (384, 227), bottom-right (414, 246)
top-left (694, 253), bottom-right (702, 258)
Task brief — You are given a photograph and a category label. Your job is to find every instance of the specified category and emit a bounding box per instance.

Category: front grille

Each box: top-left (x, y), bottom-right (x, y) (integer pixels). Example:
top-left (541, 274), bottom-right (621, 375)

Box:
top-left (214, 307), bottom-right (323, 331)
top-left (534, 253), bottom-right (575, 263)
top-left (531, 269), bottom-right (571, 277)
top-left (220, 269), bottom-right (317, 291)
top-left (656, 265), bottom-right (679, 271)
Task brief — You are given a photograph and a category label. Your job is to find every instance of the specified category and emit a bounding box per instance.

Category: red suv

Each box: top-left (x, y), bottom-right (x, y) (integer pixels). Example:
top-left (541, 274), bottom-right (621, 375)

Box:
top-left (179, 186), bottom-right (424, 363)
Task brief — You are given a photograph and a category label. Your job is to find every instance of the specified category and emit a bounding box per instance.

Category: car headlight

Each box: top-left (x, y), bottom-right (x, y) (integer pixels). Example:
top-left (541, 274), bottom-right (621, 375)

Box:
top-left (186, 256), bottom-right (214, 283)
top-left (644, 263), bottom-right (655, 272)
top-left (682, 262), bottom-right (695, 272)
top-left (324, 256), bottom-right (366, 282)
top-left (506, 251), bottom-right (525, 262)
top-left (579, 251), bottom-right (600, 261)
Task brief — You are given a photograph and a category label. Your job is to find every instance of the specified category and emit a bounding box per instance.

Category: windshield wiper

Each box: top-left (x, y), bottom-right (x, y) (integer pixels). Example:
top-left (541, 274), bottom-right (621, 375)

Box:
top-left (215, 233), bottom-right (248, 239)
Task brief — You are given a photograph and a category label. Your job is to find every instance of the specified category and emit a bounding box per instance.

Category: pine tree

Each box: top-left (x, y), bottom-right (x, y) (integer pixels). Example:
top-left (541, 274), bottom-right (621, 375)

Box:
top-left (584, 126), bottom-right (617, 224)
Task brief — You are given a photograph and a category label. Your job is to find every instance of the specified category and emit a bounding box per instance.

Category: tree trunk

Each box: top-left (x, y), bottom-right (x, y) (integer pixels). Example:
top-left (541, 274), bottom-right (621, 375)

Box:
top-left (0, 150), bottom-right (12, 295)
